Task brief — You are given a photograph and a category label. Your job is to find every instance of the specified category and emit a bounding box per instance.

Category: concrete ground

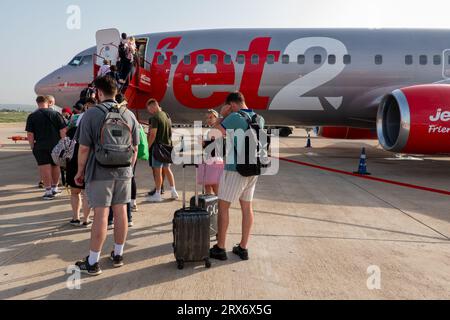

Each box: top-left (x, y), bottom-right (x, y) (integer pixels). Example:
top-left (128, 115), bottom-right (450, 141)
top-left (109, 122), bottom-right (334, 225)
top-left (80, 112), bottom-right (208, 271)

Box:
top-left (0, 122), bottom-right (449, 300)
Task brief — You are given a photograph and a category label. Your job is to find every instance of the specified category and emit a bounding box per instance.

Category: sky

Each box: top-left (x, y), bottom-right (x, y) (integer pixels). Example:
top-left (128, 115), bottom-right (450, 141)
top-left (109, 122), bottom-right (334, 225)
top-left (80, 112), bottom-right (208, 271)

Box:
top-left (2, 0), bottom-right (450, 105)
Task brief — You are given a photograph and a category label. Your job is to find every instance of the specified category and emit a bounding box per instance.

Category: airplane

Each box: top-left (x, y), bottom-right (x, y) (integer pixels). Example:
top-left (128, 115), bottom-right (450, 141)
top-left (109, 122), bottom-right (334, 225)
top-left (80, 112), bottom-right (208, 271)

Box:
top-left (35, 28), bottom-right (450, 155)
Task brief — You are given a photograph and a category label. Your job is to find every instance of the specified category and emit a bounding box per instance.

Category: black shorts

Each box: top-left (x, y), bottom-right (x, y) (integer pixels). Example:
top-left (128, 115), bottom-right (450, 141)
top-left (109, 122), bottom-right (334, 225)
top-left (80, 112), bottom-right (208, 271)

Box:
top-left (33, 149), bottom-right (56, 166)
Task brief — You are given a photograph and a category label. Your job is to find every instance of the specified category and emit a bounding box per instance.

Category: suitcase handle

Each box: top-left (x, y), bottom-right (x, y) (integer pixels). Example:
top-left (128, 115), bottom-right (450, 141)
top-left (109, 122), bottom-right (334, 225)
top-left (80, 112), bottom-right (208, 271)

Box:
top-left (182, 164), bottom-right (199, 209)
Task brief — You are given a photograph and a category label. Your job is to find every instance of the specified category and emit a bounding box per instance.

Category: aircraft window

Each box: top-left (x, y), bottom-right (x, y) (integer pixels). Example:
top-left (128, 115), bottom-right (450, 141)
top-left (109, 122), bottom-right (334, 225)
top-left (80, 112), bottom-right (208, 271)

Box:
top-left (433, 55), bottom-right (441, 65)
top-left (328, 55), bottom-right (336, 65)
top-left (297, 55), bottom-right (305, 64)
top-left (157, 55), bottom-right (165, 65)
top-left (448, 55), bottom-right (450, 65)
top-left (184, 55), bottom-right (191, 65)
top-left (224, 55), bottom-right (232, 65)
top-left (375, 55), bottom-right (383, 65)
top-left (68, 56), bottom-right (83, 66)
top-left (81, 55), bottom-right (92, 65)
top-left (405, 55), bottom-right (413, 65)
top-left (267, 54), bottom-right (275, 64)
top-left (237, 54), bottom-right (245, 64)
top-left (314, 55), bottom-right (322, 65)
top-left (420, 55), bottom-right (428, 65)
top-left (282, 55), bottom-right (290, 64)
top-left (171, 55), bottom-right (178, 65)
top-left (197, 55), bottom-right (205, 64)
top-left (343, 54), bottom-right (351, 65)
top-left (210, 54), bottom-right (218, 65)
top-left (251, 54), bottom-right (259, 65)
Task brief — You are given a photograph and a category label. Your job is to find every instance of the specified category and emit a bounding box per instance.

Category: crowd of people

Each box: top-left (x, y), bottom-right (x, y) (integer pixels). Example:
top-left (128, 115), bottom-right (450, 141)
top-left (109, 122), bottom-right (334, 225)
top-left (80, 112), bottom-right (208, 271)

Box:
top-left (26, 70), bottom-right (265, 275)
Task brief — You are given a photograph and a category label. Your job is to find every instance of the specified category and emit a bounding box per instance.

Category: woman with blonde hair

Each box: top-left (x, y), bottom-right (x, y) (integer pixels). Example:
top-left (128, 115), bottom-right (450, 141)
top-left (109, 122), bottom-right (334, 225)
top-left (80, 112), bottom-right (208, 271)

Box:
top-left (197, 109), bottom-right (225, 195)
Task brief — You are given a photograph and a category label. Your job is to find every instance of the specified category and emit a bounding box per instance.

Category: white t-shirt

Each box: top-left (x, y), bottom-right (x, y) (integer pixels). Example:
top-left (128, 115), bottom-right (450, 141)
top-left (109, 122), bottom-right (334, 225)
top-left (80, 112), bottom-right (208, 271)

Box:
top-left (98, 64), bottom-right (111, 77)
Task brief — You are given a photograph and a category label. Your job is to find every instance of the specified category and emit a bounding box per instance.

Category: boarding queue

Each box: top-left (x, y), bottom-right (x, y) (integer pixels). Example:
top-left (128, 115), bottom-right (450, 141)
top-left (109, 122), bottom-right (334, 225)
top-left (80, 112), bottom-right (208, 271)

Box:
top-left (25, 74), bottom-right (266, 275)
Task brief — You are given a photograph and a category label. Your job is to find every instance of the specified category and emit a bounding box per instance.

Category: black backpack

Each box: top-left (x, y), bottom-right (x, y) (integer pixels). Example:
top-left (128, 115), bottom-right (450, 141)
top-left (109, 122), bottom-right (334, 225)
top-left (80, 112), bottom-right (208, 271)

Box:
top-left (79, 87), bottom-right (95, 104)
top-left (235, 111), bottom-right (269, 177)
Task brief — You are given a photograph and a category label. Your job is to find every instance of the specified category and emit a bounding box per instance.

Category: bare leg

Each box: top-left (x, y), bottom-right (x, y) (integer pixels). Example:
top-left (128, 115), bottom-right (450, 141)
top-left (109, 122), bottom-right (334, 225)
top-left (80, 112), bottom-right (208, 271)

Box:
top-left (112, 204), bottom-right (128, 246)
top-left (239, 200), bottom-right (254, 249)
top-left (153, 167), bottom-right (163, 190)
top-left (39, 165), bottom-right (52, 189)
top-left (70, 188), bottom-right (81, 221)
top-left (81, 190), bottom-right (91, 223)
top-left (212, 184), bottom-right (219, 196)
top-left (51, 165), bottom-right (60, 186)
top-left (217, 200), bottom-right (231, 249)
top-left (90, 208), bottom-right (109, 252)
top-left (163, 166), bottom-right (176, 188)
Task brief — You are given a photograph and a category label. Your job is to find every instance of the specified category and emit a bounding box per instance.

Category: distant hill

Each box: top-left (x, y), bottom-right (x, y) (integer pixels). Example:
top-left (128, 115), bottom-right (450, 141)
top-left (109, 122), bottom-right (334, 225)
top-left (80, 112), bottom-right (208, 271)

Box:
top-left (0, 104), bottom-right (36, 112)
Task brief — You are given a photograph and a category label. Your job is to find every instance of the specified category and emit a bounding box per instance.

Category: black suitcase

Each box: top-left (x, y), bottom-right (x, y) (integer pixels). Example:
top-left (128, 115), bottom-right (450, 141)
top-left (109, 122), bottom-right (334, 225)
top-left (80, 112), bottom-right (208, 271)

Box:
top-left (190, 165), bottom-right (219, 238)
top-left (173, 164), bottom-right (211, 270)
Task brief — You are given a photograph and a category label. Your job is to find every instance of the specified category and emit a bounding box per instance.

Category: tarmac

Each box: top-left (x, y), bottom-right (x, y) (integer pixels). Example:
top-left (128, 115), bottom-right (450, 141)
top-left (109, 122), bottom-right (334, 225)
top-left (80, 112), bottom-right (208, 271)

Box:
top-left (0, 122), bottom-right (449, 300)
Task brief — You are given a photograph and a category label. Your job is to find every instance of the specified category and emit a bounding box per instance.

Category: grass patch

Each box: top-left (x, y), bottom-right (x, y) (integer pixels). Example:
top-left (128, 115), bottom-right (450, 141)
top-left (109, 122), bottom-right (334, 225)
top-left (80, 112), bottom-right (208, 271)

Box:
top-left (0, 111), bottom-right (31, 123)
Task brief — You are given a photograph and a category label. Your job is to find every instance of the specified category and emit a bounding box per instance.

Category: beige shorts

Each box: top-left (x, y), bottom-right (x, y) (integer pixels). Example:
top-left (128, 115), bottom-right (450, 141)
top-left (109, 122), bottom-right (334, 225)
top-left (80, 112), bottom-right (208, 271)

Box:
top-left (218, 171), bottom-right (258, 204)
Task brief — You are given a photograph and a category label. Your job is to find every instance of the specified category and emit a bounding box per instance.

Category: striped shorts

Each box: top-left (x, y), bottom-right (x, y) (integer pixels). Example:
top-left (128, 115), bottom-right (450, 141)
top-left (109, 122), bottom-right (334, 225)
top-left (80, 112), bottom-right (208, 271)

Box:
top-left (218, 171), bottom-right (259, 204)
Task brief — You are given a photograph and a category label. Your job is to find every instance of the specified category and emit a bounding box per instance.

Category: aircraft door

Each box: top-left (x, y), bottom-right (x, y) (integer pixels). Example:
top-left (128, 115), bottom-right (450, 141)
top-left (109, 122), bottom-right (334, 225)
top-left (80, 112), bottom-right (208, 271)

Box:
top-left (442, 49), bottom-right (450, 79)
top-left (95, 28), bottom-right (121, 66)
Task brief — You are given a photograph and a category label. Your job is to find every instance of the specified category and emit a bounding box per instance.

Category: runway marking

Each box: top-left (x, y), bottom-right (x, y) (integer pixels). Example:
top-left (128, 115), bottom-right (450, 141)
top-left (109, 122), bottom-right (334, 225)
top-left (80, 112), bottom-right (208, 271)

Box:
top-left (277, 157), bottom-right (450, 196)
top-left (278, 156), bottom-right (450, 240)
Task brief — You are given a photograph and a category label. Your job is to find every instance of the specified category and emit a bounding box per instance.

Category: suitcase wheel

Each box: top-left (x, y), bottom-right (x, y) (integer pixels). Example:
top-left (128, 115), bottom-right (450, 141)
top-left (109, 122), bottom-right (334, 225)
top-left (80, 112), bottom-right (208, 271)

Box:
top-left (177, 259), bottom-right (184, 270)
top-left (205, 259), bottom-right (211, 269)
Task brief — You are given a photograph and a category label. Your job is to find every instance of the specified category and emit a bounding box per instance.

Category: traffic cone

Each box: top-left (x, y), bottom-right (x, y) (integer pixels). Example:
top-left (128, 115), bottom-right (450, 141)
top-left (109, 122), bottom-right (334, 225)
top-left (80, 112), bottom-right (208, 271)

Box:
top-left (305, 134), bottom-right (312, 148)
top-left (354, 148), bottom-right (371, 175)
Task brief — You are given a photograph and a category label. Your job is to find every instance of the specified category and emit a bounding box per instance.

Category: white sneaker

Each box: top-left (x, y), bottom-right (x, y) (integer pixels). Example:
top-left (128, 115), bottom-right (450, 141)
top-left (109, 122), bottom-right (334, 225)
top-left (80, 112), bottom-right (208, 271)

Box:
top-left (171, 189), bottom-right (179, 200)
top-left (128, 221), bottom-right (134, 227)
top-left (146, 193), bottom-right (162, 203)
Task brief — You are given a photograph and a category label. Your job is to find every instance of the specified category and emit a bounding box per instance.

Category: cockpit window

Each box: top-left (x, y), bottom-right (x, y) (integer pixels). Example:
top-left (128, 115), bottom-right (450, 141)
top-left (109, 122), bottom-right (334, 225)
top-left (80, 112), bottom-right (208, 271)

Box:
top-left (81, 55), bottom-right (93, 65)
top-left (69, 56), bottom-right (83, 66)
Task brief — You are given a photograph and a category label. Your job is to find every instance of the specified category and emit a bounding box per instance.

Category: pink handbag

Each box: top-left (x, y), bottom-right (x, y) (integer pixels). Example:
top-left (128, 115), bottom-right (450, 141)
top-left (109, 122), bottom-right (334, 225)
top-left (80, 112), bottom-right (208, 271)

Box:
top-left (197, 163), bottom-right (224, 186)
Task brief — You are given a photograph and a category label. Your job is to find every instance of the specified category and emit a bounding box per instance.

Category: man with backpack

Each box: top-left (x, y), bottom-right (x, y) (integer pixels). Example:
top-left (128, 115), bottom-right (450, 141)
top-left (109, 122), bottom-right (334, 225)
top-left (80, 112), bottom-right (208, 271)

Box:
top-left (210, 92), bottom-right (265, 262)
top-left (74, 76), bottom-right (140, 276)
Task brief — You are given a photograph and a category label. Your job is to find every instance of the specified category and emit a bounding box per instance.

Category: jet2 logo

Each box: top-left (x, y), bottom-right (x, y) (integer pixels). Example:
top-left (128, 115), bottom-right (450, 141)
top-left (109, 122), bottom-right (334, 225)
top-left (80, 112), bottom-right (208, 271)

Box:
top-left (429, 108), bottom-right (450, 122)
top-left (150, 37), bottom-right (348, 111)
top-left (429, 108), bottom-right (450, 134)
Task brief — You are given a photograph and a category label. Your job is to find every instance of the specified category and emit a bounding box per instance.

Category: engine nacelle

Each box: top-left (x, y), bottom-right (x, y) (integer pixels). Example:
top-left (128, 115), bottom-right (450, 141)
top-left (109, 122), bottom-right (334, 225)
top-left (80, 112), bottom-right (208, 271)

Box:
top-left (316, 127), bottom-right (377, 140)
top-left (377, 84), bottom-right (450, 154)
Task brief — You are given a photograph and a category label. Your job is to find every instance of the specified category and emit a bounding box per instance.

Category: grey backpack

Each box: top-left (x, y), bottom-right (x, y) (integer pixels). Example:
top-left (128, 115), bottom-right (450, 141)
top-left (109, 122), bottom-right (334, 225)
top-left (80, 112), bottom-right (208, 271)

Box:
top-left (95, 102), bottom-right (134, 168)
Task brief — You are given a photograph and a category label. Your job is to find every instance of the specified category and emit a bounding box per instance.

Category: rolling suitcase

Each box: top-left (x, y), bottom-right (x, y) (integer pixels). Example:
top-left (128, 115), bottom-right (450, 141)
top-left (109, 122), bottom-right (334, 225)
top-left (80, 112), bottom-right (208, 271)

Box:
top-left (190, 164), bottom-right (219, 238)
top-left (173, 164), bottom-right (211, 270)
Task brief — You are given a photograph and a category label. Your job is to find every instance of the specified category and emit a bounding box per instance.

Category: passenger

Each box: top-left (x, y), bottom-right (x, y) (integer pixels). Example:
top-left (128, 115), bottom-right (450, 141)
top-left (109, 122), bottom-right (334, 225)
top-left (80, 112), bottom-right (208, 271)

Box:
top-left (98, 60), bottom-right (111, 78)
top-left (26, 96), bottom-right (67, 200)
top-left (46, 95), bottom-right (62, 114)
top-left (117, 33), bottom-right (128, 75)
top-left (62, 107), bottom-right (73, 123)
top-left (66, 104), bottom-right (92, 227)
top-left (107, 65), bottom-right (121, 86)
top-left (147, 116), bottom-right (166, 196)
top-left (107, 93), bottom-right (136, 228)
top-left (75, 98), bottom-right (97, 127)
top-left (145, 99), bottom-right (179, 203)
top-left (119, 35), bottom-right (133, 83)
top-left (79, 84), bottom-right (96, 105)
top-left (198, 109), bottom-right (224, 195)
top-left (74, 76), bottom-right (140, 276)
top-left (210, 92), bottom-right (265, 261)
